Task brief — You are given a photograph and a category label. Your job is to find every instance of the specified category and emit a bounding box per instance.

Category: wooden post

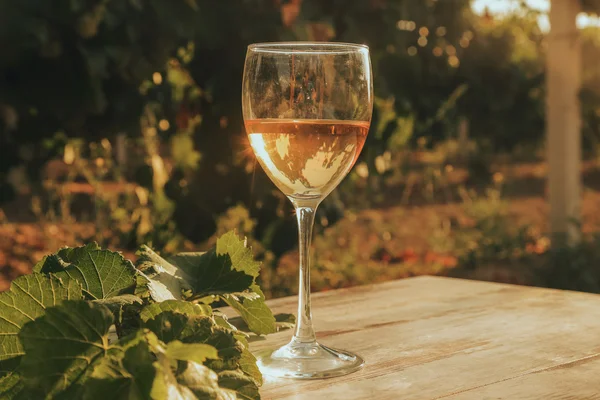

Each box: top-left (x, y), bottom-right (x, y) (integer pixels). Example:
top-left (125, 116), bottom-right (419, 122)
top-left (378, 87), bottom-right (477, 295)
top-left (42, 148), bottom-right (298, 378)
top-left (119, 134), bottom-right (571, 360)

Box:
top-left (547, 0), bottom-right (582, 244)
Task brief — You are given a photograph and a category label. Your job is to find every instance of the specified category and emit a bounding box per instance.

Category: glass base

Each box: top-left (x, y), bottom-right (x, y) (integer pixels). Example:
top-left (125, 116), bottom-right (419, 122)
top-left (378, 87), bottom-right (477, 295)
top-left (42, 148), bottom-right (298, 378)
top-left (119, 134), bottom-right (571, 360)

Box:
top-left (256, 340), bottom-right (364, 379)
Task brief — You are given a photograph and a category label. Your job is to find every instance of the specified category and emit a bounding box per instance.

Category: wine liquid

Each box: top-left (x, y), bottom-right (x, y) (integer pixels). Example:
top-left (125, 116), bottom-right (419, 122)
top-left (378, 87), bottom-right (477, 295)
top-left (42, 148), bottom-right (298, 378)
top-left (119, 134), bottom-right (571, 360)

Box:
top-left (246, 119), bottom-right (369, 199)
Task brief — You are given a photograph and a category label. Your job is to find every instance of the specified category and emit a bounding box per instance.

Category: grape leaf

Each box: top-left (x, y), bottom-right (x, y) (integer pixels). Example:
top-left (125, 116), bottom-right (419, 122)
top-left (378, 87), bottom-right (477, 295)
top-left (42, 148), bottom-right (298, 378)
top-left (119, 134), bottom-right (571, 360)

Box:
top-left (94, 294), bottom-right (143, 311)
top-left (36, 243), bottom-right (137, 300)
top-left (84, 330), bottom-right (220, 400)
top-left (220, 292), bottom-right (260, 302)
top-left (152, 356), bottom-right (201, 400)
top-left (142, 311), bottom-right (194, 344)
top-left (218, 370), bottom-right (260, 400)
top-left (135, 233), bottom-right (261, 302)
top-left (222, 285), bottom-right (276, 335)
top-left (212, 311), bottom-right (249, 340)
top-left (213, 231), bottom-right (261, 278)
top-left (165, 341), bottom-right (218, 365)
top-left (168, 231), bottom-right (261, 296)
top-left (140, 300), bottom-right (212, 323)
top-left (18, 300), bottom-right (114, 397)
top-left (169, 250), bottom-right (254, 297)
top-left (33, 243), bottom-right (99, 273)
top-left (136, 246), bottom-right (193, 302)
top-left (275, 313), bottom-right (296, 331)
top-left (4, 234), bottom-right (274, 397)
top-left (0, 274), bottom-right (83, 373)
top-left (239, 349), bottom-right (262, 386)
top-left (136, 271), bottom-right (182, 303)
top-left (83, 331), bottom-right (157, 400)
top-left (142, 311), bottom-right (243, 368)
top-left (0, 372), bottom-right (24, 399)
top-left (175, 361), bottom-right (230, 400)
top-left (84, 329), bottom-right (228, 400)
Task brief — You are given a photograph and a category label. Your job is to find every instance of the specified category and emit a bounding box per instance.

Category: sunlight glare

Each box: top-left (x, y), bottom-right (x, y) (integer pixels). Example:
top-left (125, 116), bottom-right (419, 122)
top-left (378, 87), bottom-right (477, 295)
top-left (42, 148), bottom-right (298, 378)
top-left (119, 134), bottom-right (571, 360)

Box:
top-left (472, 0), bottom-right (600, 31)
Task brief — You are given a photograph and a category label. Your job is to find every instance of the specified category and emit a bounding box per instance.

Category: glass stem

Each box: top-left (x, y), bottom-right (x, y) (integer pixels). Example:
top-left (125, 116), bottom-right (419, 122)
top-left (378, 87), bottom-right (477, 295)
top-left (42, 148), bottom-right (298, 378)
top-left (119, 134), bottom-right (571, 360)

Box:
top-left (292, 201), bottom-right (319, 345)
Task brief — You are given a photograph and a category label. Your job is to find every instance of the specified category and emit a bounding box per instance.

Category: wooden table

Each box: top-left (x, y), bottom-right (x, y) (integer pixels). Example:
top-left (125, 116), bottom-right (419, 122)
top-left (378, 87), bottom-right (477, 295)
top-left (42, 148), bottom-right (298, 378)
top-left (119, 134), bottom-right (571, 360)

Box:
top-left (254, 276), bottom-right (600, 399)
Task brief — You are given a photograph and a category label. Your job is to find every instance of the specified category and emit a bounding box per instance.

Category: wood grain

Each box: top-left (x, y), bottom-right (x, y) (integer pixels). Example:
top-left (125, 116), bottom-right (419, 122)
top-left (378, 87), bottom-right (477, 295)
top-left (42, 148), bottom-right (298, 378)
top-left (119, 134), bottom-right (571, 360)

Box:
top-left (250, 276), bottom-right (600, 399)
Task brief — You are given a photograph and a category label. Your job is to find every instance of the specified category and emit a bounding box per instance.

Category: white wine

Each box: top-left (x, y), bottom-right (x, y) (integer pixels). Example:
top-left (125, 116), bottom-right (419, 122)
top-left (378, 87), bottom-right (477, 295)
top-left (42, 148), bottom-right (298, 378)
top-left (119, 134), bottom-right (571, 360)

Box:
top-left (246, 119), bottom-right (369, 199)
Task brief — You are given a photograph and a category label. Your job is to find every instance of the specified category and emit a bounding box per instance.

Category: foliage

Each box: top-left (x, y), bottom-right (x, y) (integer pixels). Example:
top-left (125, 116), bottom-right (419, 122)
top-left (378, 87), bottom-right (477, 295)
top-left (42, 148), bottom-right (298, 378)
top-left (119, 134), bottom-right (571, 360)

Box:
top-left (305, 0), bottom-right (474, 145)
top-left (2, 1), bottom-right (600, 302)
top-left (543, 234), bottom-right (600, 293)
top-left (432, 188), bottom-right (600, 293)
top-left (0, 0), bottom-right (198, 141)
top-left (0, 231), bottom-right (283, 399)
top-left (457, 13), bottom-right (545, 151)
top-left (434, 189), bottom-right (539, 269)
top-left (272, 184), bottom-right (600, 297)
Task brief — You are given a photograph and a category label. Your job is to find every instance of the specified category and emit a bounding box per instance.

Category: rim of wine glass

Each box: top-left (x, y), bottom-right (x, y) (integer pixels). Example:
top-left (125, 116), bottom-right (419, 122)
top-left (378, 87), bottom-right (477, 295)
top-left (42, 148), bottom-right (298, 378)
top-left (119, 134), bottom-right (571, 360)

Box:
top-left (247, 41), bottom-right (369, 54)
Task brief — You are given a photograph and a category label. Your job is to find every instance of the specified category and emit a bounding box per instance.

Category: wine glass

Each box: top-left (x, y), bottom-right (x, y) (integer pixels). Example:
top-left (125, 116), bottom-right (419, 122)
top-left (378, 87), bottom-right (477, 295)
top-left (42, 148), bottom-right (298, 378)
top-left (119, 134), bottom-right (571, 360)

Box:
top-left (242, 42), bottom-right (372, 379)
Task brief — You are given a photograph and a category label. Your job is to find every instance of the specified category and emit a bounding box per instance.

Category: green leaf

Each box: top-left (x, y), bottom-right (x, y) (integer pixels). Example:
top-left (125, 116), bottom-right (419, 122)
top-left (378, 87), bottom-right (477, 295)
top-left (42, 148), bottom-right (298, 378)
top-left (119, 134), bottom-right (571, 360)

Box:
top-left (33, 243), bottom-right (100, 273)
top-left (94, 294), bottom-right (143, 311)
top-left (32, 255), bottom-right (65, 273)
top-left (136, 271), bottom-right (182, 303)
top-left (275, 313), bottom-right (296, 332)
top-left (239, 349), bottom-right (262, 386)
top-left (84, 328), bottom-right (236, 400)
top-left (0, 372), bottom-right (24, 399)
top-left (0, 274), bottom-right (83, 373)
top-left (134, 274), bottom-right (152, 300)
top-left (212, 312), bottom-right (248, 339)
top-left (18, 300), bottom-right (114, 397)
top-left (136, 245), bottom-right (193, 302)
top-left (140, 300), bottom-right (212, 323)
top-left (142, 311), bottom-right (193, 344)
top-left (218, 370), bottom-right (260, 400)
top-left (37, 243), bottom-right (137, 299)
top-left (151, 354), bottom-right (198, 400)
top-left (5, 234), bottom-right (272, 397)
top-left (214, 232), bottom-right (261, 278)
top-left (168, 231), bottom-right (260, 297)
top-left (83, 331), bottom-right (157, 400)
top-left (175, 362), bottom-right (229, 400)
top-left (166, 341), bottom-right (218, 364)
top-left (86, 330), bottom-right (208, 400)
top-left (222, 285), bottom-right (276, 335)
top-left (168, 251), bottom-right (254, 297)
top-left (222, 292), bottom-right (261, 302)
top-left (136, 233), bottom-right (261, 301)
top-left (142, 312), bottom-right (243, 367)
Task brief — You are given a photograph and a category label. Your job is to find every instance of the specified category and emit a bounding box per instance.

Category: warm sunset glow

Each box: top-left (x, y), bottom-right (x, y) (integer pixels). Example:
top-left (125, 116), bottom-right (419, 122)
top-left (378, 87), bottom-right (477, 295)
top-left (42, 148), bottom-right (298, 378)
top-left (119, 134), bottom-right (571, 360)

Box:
top-left (448, 55), bottom-right (460, 67)
top-left (159, 119), bottom-right (170, 131)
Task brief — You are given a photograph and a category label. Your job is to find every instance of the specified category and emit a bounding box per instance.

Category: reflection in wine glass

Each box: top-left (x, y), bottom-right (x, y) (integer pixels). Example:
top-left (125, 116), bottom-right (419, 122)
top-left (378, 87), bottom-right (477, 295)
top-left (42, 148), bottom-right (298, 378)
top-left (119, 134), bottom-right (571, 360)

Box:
top-left (247, 120), bottom-right (367, 199)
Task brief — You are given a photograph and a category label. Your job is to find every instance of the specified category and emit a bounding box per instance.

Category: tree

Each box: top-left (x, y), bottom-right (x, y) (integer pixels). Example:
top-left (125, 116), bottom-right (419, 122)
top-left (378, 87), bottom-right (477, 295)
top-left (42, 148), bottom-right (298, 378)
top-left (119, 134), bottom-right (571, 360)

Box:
top-left (0, 0), bottom-right (200, 200)
top-left (457, 12), bottom-right (545, 151)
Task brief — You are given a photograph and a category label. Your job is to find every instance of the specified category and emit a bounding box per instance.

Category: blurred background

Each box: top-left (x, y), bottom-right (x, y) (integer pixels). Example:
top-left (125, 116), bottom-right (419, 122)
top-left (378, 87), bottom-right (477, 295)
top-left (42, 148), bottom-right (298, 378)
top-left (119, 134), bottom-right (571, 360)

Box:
top-left (1, 0), bottom-right (600, 297)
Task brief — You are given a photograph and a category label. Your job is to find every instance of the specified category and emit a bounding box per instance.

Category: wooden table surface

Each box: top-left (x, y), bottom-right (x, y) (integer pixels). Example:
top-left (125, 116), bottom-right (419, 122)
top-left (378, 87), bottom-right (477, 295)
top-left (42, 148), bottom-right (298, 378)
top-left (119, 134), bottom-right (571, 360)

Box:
top-left (253, 276), bottom-right (600, 399)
